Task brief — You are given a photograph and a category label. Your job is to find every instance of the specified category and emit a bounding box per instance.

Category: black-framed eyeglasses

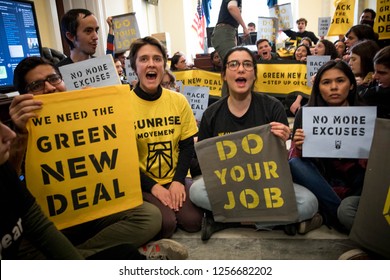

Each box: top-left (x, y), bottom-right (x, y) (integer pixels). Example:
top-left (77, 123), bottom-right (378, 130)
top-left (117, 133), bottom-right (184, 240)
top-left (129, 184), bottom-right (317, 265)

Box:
top-left (226, 60), bottom-right (254, 71)
top-left (25, 74), bottom-right (63, 92)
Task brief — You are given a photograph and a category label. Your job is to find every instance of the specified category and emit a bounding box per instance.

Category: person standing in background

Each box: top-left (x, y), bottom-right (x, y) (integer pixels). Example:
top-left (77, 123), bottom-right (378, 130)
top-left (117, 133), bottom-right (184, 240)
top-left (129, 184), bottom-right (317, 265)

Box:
top-left (211, 0), bottom-right (249, 62)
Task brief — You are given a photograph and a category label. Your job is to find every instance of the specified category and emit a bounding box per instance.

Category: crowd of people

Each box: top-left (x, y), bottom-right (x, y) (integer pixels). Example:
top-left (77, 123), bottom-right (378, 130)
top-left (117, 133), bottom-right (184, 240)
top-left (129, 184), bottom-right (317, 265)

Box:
top-left (1, 3), bottom-right (389, 261)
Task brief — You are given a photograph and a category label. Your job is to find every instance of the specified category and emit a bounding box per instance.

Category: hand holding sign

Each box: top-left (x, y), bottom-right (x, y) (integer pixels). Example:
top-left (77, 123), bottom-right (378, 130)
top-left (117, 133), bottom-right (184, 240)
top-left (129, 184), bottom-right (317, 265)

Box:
top-left (59, 55), bottom-right (121, 90)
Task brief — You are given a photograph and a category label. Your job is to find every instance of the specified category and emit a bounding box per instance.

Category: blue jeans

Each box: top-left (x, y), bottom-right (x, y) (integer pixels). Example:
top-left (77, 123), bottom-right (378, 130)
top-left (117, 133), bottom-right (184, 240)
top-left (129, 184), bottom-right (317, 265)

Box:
top-left (189, 176), bottom-right (318, 228)
top-left (289, 157), bottom-right (341, 223)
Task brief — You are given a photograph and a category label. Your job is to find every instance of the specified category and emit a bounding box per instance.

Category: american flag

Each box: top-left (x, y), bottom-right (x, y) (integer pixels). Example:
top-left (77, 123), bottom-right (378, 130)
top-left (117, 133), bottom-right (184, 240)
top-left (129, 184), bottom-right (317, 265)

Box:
top-left (192, 0), bottom-right (205, 50)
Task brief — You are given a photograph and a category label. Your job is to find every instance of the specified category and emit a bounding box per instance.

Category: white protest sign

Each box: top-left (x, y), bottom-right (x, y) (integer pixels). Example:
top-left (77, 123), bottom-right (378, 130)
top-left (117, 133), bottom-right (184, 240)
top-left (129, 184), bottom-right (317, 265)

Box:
top-left (302, 107), bottom-right (376, 158)
top-left (176, 80), bottom-right (183, 93)
top-left (269, 3), bottom-right (293, 30)
top-left (257, 17), bottom-right (278, 44)
top-left (306, 55), bottom-right (331, 87)
top-left (59, 55), bottom-right (120, 90)
top-left (182, 86), bottom-right (209, 123)
top-left (125, 59), bottom-right (138, 84)
top-left (318, 17), bottom-right (331, 37)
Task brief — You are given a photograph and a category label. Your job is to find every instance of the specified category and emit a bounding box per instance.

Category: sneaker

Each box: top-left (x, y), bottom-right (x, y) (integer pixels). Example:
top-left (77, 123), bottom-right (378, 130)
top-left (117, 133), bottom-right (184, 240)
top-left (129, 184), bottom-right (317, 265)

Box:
top-left (338, 248), bottom-right (369, 260)
top-left (298, 213), bottom-right (323, 234)
top-left (139, 239), bottom-right (188, 260)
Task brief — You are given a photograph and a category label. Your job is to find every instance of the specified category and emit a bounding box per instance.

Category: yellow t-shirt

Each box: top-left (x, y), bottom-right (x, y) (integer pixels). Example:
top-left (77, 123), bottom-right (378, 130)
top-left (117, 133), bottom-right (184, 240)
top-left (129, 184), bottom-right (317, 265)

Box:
top-left (129, 88), bottom-right (198, 185)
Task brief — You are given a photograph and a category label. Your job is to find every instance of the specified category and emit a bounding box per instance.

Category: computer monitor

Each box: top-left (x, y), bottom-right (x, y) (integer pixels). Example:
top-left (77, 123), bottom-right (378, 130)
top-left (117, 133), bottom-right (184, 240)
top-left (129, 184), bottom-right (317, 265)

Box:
top-left (238, 32), bottom-right (258, 45)
top-left (0, 0), bottom-right (42, 94)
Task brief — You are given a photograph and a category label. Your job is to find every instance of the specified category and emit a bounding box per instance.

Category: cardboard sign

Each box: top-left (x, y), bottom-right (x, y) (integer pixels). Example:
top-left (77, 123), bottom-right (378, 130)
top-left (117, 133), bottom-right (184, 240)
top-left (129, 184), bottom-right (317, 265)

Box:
top-left (306, 55), bottom-right (331, 87)
top-left (195, 125), bottom-right (299, 223)
top-left (302, 107), bottom-right (376, 159)
top-left (269, 3), bottom-right (293, 30)
top-left (182, 86), bottom-right (209, 123)
top-left (257, 17), bottom-right (279, 44)
top-left (327, 0), bottom-right (355, 36)
top-left (112, 13), bottom-right (140, 53)
top-left (59, 55), bottom-right (121, 90)
top-left (350, 118), bottom-right (390, 259)
top-left (25, 85), bottom-right (142, 230)
top-left (318, 17), bottom-right (331, 37)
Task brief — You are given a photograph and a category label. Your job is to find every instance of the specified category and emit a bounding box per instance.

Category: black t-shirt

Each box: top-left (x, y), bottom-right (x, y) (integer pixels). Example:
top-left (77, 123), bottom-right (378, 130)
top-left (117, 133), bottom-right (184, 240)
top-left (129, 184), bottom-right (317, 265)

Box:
top-left (56, 56), bottom-right (74, 67)
top-left (0, 162), bottom-right (35, 259)
top-left (283, 30), bottom-right (319, 44)
top-left (217, 0), bottom-right (242, 28)
top-left (198, 92), bottom-right (288, 141)
top-left (361, 86), bottom-right (390, 120)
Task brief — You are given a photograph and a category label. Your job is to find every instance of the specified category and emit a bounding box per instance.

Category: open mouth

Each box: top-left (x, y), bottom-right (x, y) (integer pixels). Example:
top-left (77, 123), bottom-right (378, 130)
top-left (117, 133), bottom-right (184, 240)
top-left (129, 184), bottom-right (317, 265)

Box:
top-left (235, 77), bottom-right (247, 86)
top-left (146, 71), bottom-right (157, 80)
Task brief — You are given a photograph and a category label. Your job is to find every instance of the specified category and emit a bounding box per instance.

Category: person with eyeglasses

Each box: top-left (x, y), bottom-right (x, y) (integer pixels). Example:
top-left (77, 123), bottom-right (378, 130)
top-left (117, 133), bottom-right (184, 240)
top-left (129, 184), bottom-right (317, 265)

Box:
top-left (7, 56), bottom-right (189, 260)
top-left (170, 52), bottom-right (191, 71)
top-left (161, 69), bottom-right (179, 92)
top-left (211, 0), bottom-right (249, 62)
top-left (189, 47), bottom-right (321, 240)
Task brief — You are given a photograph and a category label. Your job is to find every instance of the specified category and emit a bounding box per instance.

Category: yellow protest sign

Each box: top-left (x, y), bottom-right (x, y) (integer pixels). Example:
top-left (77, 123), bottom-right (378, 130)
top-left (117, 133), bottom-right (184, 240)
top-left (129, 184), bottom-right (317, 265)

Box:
top-left (374, 0), bottom-right (390, 40)
top-left (173, 62), bottom-right (311, 98)
top-left (174, 70), bottom-right (223, 96)
top-left (255, 62), bottom-right (311, 96)
top-left (25, 85), bottom-right (142, 230)
top-left (328, 0), bottom-right (355, 36)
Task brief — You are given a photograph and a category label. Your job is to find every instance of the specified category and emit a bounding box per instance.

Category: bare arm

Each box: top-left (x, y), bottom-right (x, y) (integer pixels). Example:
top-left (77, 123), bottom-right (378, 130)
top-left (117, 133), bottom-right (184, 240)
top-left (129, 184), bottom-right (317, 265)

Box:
top-left (227, 4), bottom-right (249, 37)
